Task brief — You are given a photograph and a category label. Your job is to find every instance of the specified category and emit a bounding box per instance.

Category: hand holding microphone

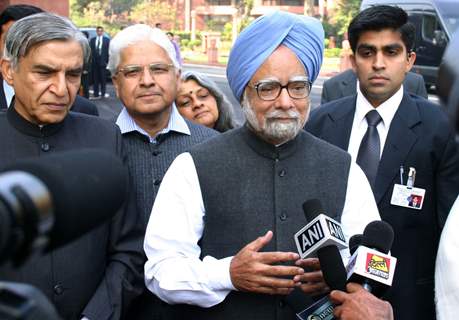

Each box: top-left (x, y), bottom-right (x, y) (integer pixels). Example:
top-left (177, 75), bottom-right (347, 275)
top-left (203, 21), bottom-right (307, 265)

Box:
top-left (329, 221), bottom-right (397, 320)
top-left (330, 283), bottom-right (394, 320)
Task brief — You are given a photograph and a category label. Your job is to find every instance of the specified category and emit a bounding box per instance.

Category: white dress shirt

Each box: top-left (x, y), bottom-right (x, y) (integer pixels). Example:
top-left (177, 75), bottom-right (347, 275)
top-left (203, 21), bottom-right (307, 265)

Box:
top-left (347, 83), bottom-right (404, 161)
top-left (3, 79), bottom-right (14, 107)
top-left (115, 103), bottom-right (190, 142)
top-left (144, 152), bottom-right (381, 307)
top-left (435, 196), bottom-right (459, 319)
top-left (96, 36), bottom-right (103, 53)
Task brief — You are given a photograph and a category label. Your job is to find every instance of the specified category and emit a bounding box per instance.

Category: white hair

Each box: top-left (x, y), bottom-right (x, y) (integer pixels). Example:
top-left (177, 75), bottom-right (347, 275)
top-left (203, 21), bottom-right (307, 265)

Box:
top-left (107, 24), bottom-right (179, 76)
top-left (4, 13), bottom-right (90, 69)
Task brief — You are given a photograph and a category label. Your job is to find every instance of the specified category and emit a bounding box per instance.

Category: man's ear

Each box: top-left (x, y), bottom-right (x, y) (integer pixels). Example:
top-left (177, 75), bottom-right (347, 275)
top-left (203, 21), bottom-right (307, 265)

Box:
top-left (112, 75), bottom-right (120, 98)
top-left (1, 58), bottom-right (14, 86)
top-left (406, 51), bottom-right (416, 72)
top-left (350, 54), bottom-right (357, 73)
top-left (175, 69), bottom-right (181, 90)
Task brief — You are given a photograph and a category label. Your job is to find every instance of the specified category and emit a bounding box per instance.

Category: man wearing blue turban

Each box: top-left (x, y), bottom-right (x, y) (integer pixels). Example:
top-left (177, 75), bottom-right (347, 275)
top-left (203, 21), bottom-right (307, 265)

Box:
top-left (143, 10), bottom-right (380, 320)
top-left (227, 10), bottom-right (324, 102)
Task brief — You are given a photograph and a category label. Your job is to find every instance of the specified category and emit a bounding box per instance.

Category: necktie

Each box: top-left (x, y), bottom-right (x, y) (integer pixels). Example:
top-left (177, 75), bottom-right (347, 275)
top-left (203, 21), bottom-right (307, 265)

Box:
top-left (356, 110), bottom-right (382, 189)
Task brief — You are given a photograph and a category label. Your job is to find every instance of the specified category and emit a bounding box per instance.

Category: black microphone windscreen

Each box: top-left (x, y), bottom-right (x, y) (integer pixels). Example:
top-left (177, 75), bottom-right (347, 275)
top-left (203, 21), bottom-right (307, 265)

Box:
top-left (302, 199), bottom-right (325, 221)
top-left (362, 221), bottom-right (394, 254)
top-left (317, 245), bottom-right (347, 292)
top-left (2, 149), bottom-right (128, 249)
top-left (349, 234), bottom-right (363, 255)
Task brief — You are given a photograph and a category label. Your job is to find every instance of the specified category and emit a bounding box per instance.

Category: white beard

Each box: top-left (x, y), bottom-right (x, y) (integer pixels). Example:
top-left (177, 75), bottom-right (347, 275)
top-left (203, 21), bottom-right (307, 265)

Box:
top-left (241, 94), bottom-right (308, 144)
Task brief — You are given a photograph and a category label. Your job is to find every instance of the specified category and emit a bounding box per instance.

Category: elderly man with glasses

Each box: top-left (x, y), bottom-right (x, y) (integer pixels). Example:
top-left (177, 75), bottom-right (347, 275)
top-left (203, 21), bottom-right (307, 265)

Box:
top-left (0, 13), bottom-right (143, 320)
top-left (143, 11), bottom-right (381, 319)
top-left (107, 24), bottom-right (217, 319)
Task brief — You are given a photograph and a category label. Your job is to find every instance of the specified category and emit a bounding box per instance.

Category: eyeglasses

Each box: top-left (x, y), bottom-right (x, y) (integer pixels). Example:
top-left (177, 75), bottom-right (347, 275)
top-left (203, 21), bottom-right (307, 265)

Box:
top-left (250, 78), bottom-right (312, 101)
top-left (116, 63), bottom-right (174, 79)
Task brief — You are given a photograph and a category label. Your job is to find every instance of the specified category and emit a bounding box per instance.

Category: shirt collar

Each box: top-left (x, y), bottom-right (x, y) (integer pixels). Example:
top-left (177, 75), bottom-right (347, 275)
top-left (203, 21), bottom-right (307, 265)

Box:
top-left (355, 81), bottom-right (404, 129)
top-left (116, 103), bottom-right (190, 143)
top-left (3, 79), bottom-right (14, 107)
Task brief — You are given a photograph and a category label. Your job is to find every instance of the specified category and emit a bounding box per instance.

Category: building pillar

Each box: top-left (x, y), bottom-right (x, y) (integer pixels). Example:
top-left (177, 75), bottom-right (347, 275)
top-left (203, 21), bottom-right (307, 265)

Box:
top-left (184, 0), bottom-right (191, 32)
top-left (232, 11), bottom-right (238, 44)
top-left (191, 10), bottom-right (196, 41)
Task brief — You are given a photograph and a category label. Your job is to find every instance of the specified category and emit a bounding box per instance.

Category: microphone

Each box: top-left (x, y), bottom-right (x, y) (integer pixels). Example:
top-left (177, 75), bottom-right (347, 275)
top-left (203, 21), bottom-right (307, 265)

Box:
top-left (289, 199), bottom-right (348, 320)
top-left (294, 199), bottom-right (348, 291)
top-left (349, 234), bottom-right (363, 255)
top-left (346, 221), bottom-right (397, 297)
top-left (0, 149), bottom-right (128, 265)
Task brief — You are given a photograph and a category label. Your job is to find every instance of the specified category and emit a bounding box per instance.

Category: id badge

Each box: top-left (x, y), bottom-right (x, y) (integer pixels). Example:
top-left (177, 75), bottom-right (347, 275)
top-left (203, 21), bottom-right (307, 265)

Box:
top-left (390, 184), bottom-right (426, 210)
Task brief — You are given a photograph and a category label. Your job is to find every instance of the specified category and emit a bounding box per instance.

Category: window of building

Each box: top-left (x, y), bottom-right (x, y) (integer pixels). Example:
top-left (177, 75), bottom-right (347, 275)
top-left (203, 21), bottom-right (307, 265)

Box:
top-left (261, 0), bottom-right (302, 5)
top-left (207, 0), bottom-right (232, 5)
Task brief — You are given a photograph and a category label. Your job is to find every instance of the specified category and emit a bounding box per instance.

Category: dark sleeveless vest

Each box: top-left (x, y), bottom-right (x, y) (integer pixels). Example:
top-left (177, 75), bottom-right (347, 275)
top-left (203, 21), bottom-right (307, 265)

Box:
top-left (165, 126), bottom-right (351, 320)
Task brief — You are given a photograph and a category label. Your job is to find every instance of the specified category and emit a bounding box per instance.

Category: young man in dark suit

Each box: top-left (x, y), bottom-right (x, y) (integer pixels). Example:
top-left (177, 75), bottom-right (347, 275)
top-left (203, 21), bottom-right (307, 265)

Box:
top-left (321, 68), bottom-right (428, 104)
top-left (89, 26), bottom-right (110, 99)
top-left (306, 5), bottom-right (459, 320)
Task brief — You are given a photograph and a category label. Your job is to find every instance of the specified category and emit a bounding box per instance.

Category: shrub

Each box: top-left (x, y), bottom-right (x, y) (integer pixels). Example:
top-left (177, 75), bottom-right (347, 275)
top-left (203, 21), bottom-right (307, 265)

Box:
top-left (324, 48), bottom-right (342, 58)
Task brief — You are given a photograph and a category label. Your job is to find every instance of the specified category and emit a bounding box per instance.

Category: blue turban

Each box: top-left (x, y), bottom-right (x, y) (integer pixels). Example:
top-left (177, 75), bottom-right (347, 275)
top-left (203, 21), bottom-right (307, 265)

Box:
top-left (227, 11), bottom-right (324, 101)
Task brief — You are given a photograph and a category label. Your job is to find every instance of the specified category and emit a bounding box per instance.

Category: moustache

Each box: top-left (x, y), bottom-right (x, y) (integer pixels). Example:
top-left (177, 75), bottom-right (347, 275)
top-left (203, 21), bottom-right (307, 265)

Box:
top-left (265, 110), bottom-right (301, 120)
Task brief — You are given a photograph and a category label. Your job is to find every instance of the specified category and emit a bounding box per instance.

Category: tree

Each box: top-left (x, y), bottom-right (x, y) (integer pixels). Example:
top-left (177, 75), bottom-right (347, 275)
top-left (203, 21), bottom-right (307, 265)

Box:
top-left (333, 0), bottom-right (361, 37)
top-left (303, 0), bottom-right (314, 17)
top-left (130, 0), bottom-right (176, 27)
top-left (238, 0), bottom-right (254, 32)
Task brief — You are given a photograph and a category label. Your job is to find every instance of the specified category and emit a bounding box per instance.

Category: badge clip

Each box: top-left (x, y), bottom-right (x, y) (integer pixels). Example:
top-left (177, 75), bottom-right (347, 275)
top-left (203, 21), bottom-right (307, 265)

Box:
top-left (406, 167), bottom-right (416, 188)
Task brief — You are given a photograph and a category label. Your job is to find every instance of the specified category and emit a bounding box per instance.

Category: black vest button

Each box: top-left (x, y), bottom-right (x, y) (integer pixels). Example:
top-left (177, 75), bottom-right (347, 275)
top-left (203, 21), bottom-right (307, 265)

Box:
top-left (152, 150), bottom-right (162, 156)
top-left (278, 300), bottom-right (285, 308)
top-left (41, 143), bottom-right (50, 152)
top-left (153, 178), bottom-right (162, 186)
top-left (279, 169), bottom-right (286, 177)
top-left (53, 284), bottom-right (64, 295)
top-left (279, 213), bottom-right (287, 221)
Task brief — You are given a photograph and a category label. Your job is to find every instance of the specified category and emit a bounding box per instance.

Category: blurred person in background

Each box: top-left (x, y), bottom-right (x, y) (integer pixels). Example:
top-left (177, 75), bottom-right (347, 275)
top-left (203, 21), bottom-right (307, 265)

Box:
top-left (166, 31), bottom-right (182, 66)
top-left (435, 30), bottom-right (459, 320)
top-left (89, 26), bottom-right (110, 99)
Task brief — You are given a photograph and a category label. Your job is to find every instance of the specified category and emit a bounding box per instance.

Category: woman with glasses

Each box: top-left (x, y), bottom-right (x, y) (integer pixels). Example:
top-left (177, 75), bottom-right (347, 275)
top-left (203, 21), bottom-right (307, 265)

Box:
top-left (175, 71), bottom-right (238, 132)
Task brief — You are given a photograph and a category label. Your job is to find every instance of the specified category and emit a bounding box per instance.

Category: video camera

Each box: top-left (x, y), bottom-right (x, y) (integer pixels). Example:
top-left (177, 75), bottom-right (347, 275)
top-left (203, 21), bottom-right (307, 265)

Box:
top-left (0, 149), bottom-right (128, 319)
top-left (437, 28), bottom-right (459, 134)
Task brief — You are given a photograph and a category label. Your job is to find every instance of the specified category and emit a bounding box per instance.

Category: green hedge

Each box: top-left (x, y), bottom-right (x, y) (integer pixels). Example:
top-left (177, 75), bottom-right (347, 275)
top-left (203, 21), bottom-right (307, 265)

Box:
top-left (324, 48), bottom-right (342, 58)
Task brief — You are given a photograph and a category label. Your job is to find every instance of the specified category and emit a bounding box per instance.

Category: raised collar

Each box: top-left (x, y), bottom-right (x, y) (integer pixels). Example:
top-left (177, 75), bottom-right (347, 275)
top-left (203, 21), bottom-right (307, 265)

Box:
top-left (240, 124), bottom-right (299, 160)
top-left (7, 104), bottom-right (65, 137)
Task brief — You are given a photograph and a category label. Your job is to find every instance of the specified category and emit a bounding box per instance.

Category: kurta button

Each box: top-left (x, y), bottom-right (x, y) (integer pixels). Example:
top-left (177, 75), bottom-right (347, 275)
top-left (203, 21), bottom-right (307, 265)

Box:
top-left (53, 284), bottom-right (64, 295)
top-left (41, 143), bottom-right (50, 152)
top-left (279, 213), bottom-right (287, 221)
top-left (279, 169), bottom-right (286, 177)
top-left (153, 178), bottom-right (162, 186)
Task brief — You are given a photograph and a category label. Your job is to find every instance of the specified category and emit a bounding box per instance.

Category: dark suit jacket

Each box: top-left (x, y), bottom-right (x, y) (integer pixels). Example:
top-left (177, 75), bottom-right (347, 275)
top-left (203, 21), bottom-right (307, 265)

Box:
top-left (305, 93), bottom-right (459, 320)
top-left (321, 69), bottom-right (428, 104)
top-left (73, 95), bottom-right (99, 116)
top-left (89, 36), bottom-right (110, 67)
top-left (0, 78), bottom-right (99, 116)
top-left (0, 106), bottom-right (144, 320)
